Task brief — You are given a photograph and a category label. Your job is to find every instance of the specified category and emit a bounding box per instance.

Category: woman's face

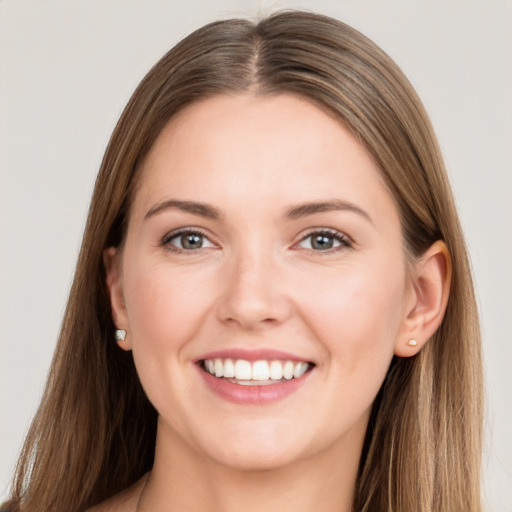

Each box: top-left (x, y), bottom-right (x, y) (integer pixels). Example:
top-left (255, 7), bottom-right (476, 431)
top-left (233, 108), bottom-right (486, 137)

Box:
top-left (107, 93), bottom-right (415, 471)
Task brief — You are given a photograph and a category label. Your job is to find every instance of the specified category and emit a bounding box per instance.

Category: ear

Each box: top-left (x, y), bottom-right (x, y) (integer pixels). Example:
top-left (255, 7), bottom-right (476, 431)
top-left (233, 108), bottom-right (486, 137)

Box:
top-left (395, 240), bottom-right (452, 357)
top-left (103, 247), bottom-right (132, 351)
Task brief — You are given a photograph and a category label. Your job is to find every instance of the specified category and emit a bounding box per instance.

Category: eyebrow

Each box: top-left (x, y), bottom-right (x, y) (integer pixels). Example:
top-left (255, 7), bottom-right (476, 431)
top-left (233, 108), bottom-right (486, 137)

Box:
top-left (286, 200), bottom-right (372, 223)
top-left (145, 200), bottom-right (223, 220)
top-left (144, 198), bottom-right (372, 223)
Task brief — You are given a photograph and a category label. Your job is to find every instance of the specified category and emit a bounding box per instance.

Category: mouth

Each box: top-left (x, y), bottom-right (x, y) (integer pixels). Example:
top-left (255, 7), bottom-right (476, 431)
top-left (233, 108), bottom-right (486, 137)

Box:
top-left (199, 358), bottom-right (313, 386)
top-left (196, 352), bottom-right (315, 404)
top-left (199, 357), bottom-right (314, 386)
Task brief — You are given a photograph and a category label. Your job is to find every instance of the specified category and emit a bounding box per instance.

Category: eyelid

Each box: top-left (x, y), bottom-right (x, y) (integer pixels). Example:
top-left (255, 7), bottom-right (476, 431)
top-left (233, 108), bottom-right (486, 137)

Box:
top-left (160, 226), bottom-right (219, 252)
top-left (293, 227), bottom-right (353, 253)
top-left (159, 226), bottom-right (352, 254)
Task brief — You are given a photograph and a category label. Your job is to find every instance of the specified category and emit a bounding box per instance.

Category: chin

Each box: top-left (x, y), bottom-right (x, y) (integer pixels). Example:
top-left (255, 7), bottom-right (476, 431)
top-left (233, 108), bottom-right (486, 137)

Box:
top-left (192, 421), bottom-right (318, 472)
top-left (207, 444), bottom-right (305, 473)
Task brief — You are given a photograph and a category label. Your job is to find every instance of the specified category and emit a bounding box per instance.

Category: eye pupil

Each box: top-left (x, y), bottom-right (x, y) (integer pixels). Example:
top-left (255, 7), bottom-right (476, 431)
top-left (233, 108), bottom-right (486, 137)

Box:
top-left (181, 233), bottom-right (203, 249)
top-left (311, 234), bottom-right (334, 250)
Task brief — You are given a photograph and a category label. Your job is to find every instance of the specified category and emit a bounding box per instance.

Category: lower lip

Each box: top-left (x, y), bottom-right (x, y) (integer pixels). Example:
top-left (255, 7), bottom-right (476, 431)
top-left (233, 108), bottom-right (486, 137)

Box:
top-left (197, 366), bottom-right (312, 405)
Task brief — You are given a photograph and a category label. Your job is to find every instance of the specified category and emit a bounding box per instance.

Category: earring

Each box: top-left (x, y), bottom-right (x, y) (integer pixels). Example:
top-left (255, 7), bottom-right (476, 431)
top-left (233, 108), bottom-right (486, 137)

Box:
top-left (115, 329), bottom-right (127, 342)
top-left (407, 339), bottom-right (418, 347)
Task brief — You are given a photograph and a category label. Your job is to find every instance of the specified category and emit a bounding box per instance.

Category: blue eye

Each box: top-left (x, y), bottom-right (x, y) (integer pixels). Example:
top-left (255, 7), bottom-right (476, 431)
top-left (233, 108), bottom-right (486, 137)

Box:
top-left (161, 229), bottom-right (215, 252)
top-left (298, 231), bottom-right (351, 251)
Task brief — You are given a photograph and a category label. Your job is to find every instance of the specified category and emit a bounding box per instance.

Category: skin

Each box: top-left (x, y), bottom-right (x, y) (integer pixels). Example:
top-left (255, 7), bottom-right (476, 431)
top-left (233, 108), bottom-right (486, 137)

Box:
top-left (101, 93), bottom-right (450, 512)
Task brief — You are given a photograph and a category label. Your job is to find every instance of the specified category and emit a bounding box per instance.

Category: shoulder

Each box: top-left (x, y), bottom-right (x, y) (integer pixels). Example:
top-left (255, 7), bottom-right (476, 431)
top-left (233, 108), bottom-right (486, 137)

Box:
top-left (86, 475), bottom-right (147, 512)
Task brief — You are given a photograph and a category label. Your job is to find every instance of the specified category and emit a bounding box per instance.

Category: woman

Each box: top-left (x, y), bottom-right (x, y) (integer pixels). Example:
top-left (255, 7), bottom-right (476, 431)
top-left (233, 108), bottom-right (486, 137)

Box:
top-left (2, 10), bottom-right (483, 512)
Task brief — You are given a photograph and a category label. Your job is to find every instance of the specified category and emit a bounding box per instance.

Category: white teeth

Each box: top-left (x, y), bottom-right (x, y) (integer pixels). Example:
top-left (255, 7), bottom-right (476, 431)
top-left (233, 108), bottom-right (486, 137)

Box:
top-left (234, 359), bottom-right (252, 380)
top-left (203, 357), bottom-right (311, 383)
top-left (269, 360), bottom-right (283, 380)
top-left (223, 358), bottom-right (235, 378)
top-left (214, 358), bottom-right (223, 377)
top-left (283, 361), bottom-right (294, 380)
top-left (252, 360), bottom-right (269, 381)
top-left (293, 362), bottom-right (308, 378)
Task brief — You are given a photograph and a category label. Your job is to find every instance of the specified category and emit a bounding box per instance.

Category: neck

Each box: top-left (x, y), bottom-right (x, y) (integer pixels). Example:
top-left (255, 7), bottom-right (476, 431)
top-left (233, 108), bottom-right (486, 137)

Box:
top-left (136, 418), bottom-right (366, 512)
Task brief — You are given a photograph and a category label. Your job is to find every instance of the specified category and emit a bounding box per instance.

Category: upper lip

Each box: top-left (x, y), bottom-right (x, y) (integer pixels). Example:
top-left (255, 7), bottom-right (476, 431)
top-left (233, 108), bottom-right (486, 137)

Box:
top-left (194, 348), bottom-right (314, 363)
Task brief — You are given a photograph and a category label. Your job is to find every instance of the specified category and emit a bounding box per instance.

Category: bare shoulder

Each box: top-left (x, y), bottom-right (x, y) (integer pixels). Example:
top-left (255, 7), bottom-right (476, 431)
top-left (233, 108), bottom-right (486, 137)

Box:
top-left (86, 475), bottom-right (147, 512)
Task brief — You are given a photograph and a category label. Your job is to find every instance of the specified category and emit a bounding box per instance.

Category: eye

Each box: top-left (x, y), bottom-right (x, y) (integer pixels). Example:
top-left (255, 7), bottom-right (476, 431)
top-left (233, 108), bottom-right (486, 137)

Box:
top-left (297, 230), bottom-right (352, 252)
top-left (161, 228), bottom-right (216, 252)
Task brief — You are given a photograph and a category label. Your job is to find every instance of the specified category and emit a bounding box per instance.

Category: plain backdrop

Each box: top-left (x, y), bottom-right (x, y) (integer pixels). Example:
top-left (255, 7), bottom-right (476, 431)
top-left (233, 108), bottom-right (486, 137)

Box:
top-left (1, 1), bottom-right (511, 510)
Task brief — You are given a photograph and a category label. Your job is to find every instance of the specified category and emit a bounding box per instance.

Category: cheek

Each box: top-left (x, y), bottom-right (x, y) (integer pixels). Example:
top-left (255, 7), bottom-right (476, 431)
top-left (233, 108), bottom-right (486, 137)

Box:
top-left (121, 261), bottom-right (222, 422)
top-left (122, 261), bottom-right (216, 359)
top-left (288, 262), bottom-right (406, 440)
top-left (295, 260), bottom-right (405, 379)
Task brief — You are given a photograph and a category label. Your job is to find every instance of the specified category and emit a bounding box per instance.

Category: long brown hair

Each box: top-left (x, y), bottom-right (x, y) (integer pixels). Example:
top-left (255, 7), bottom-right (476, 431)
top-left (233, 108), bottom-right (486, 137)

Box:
top-left (3, 11), bottom-right (483, 512)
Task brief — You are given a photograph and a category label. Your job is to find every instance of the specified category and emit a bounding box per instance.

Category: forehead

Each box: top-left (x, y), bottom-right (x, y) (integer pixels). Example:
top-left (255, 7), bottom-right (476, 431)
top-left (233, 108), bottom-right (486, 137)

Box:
top-left (132, 93), bottom-right (397, 223)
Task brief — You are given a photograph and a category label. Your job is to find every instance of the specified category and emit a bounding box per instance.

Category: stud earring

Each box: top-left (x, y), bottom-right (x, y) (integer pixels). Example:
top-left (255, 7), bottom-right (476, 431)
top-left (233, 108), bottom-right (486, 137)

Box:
top-left (407, 339), bottom-right (418, 347)
top-left (115, 329), bottom-right (127, 342)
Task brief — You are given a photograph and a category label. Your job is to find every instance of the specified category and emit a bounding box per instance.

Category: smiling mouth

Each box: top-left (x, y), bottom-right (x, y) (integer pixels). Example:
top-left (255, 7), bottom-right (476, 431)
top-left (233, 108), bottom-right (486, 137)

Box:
top-left (200, 358), bottom-right (314, 386)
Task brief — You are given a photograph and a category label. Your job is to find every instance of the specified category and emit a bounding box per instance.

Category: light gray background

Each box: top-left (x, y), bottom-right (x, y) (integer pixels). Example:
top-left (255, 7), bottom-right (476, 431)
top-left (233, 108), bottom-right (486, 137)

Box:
top-left (1, 1), bottom-right (511, 510)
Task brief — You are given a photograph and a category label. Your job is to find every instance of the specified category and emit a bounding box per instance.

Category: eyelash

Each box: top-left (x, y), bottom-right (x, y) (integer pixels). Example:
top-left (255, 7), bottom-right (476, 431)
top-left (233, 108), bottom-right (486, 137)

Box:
top-left (159, 227), bottom-right (353, 254)
top-left (159, 227), bottom-right (215, 254)
top-left (294, 228), bottom-right (353, 254)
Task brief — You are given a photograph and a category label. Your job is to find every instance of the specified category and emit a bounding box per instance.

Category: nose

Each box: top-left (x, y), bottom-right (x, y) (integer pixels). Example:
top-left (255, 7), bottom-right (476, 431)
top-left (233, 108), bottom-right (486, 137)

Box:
top-left (216, 248), bottom-right (291, 331)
